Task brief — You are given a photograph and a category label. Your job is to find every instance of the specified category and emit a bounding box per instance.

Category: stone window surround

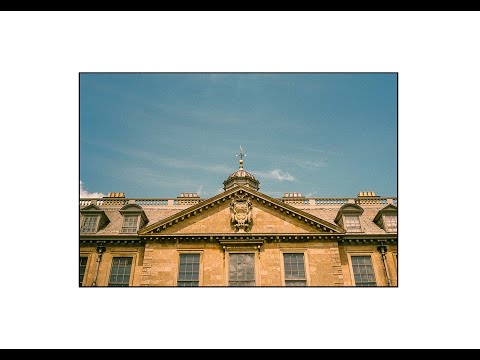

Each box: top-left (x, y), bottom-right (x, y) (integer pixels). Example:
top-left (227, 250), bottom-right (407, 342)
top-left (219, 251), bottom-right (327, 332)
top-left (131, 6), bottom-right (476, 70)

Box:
top-left (79, 253), bottom-right (92, 287)
top-left (347, 251), bottom-right (379, 287)
top-left (279, 249), bottom-right (310, 287)
top-left (224, 250), bottom-right (259, 287)
top-left (106, 250), bottom-right (138, 287)
top-left (176, 250), bottom-right (204, 287)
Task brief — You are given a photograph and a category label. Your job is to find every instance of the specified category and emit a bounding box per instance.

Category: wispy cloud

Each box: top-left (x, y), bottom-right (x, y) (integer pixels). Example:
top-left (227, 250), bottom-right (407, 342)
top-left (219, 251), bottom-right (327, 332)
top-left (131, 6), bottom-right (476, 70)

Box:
top-left (277, 154), bottom-right (328, 169)
top-left (195, 184), bottom-right (208, 197)
top-left (84, 140), bottom-right (232, 175)
top-left (80, 181), bottom-right (105, 198)
top-left (298, 159), bottom-right (328, 168)
top-left (249, 152), bottom-right (329, 170)
top-left (252, 169), bottom-right (295, 182)
top-left (118, 166), bottom-right (200, 190)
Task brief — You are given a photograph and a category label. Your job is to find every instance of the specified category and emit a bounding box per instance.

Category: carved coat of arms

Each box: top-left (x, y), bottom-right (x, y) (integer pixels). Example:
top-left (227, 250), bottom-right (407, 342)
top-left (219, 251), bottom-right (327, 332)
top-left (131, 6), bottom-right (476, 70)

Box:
top-left (230, 193), bottom-right (253, 231)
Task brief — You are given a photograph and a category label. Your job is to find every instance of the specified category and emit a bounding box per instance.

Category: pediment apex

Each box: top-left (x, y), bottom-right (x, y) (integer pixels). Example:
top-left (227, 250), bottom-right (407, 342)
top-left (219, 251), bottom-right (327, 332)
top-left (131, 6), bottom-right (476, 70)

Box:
top-left (139, 185), bottom-right (345, 236)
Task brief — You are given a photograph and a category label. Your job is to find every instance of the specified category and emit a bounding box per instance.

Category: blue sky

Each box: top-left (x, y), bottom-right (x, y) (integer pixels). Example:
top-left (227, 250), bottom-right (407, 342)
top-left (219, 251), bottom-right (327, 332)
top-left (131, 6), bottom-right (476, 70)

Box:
top-left (80, 73), bottom-right (397, 199)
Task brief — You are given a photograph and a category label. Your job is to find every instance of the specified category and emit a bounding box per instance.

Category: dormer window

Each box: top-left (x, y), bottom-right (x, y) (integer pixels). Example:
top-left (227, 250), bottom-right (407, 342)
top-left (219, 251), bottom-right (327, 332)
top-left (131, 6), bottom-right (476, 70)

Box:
top-left (119, 204), bottom-right (148, 234)
top-left (81, 215), bottom-right (99, 233)
top-left (373, 204), bottom-right (398, 233)
top-left (121, 215), bottom-right (139, 233)
top-left (80, 204), bottom-right (110, 234)
top-left (344, 215), bottom-right (362, 232)
top-left (335, 203), bottom-right (364, 233)
top-left (384, 215), bottom-right (397, 232)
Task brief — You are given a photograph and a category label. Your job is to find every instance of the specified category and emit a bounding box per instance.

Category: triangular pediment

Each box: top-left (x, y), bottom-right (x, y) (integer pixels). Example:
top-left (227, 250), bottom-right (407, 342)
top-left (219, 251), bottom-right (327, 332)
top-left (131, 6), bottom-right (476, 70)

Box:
top-left (139, 185), bottom-right (345, 236)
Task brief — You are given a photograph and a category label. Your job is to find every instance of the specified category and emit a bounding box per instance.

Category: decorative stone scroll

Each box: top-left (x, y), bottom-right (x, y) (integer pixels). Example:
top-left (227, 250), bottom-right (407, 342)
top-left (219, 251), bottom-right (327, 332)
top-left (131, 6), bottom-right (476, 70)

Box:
top-left (230, 192), bottom-right (253, 231)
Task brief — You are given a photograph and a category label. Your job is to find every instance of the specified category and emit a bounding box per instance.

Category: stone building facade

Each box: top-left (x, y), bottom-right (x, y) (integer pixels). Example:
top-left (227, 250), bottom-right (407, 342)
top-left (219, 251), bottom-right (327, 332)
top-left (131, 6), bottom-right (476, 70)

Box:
top-left (80, 158), bottom-right (397, 287)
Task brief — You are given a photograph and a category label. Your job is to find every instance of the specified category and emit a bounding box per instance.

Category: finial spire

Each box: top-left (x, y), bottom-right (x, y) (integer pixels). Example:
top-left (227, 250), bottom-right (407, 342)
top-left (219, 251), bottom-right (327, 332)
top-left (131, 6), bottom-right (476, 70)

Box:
top-left (236, 145), bottom-right (246, 169)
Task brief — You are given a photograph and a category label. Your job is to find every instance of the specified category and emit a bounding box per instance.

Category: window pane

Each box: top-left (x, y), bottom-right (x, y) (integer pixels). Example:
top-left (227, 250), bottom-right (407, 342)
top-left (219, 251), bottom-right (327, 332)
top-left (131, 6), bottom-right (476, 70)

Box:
top-left (283, 253), bottom-right (306, 285)
top-left (81, 215), bottom-right (98, 233)
top-left (121, 215), bottom-right (139, 233)
top-left (229, 254), bottom-right (255, 286)
top-left (351, 256), bottom-right (376, 286)
top-left (79, 257), bottom-right (88, 286)
top-left (177, 254), bottom-right (200, 286)
top-left (344, 215), bottom-right (362, 232)
top-left (108, 257), bottom-right (133, 286)
top-left (384, 215), bottom-right (397, 232)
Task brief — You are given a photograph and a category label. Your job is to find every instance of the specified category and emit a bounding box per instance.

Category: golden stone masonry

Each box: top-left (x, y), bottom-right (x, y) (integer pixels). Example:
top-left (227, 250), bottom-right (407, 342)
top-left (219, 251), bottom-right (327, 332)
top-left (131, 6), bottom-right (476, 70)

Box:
top-left (80, 150), bottom-right (397, 287)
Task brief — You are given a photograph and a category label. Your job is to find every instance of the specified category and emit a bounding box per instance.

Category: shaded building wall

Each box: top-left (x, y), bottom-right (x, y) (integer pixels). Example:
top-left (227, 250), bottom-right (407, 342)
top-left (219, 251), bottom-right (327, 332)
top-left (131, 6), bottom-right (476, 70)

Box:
top-left (338, 244), bottom-right (398, 286)
top-left (80, 242), bottom-right (397, 287)
top-left (80, 245), bottom-right (145, 287)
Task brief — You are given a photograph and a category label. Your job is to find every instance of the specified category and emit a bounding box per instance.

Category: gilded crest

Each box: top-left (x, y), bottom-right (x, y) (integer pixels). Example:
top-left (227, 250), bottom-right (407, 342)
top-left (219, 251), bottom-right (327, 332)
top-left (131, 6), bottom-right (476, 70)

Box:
top-left (230, 192), bottom-right (253, 231)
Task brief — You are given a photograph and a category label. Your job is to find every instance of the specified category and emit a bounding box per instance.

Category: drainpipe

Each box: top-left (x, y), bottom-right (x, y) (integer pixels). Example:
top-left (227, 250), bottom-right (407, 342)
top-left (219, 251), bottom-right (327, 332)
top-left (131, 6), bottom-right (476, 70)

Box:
top-left (377, 243), bottom-right (392, 287)
top-left (91, 244), bottom-right (106, 287)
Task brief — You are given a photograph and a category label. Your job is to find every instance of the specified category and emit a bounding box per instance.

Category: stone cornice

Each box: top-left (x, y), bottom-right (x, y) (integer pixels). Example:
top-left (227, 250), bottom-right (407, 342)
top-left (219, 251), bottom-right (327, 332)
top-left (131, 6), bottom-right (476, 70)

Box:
top-left (339, 238), bottom-right (397, 244)
top-left (139, 185), bottom-right (345, 235)
top-left (140, 233), bottom-right (343, 242)
top-left (80, 238), bottom-right (144, 246)
top-left (80, 234), bottom-right (141, 241)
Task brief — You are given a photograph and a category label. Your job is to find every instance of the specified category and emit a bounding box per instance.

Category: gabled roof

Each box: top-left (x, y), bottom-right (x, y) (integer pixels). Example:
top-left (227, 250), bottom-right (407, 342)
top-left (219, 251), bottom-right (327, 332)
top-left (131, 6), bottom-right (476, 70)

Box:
top-left (80, 204), bottom-right (110, 225)
top-left (119, 203), bottom-right (149, 224)
top-left (80, 204), bottom-right (103, 212)
top-left (139, 185), bottom-right (345, 235)
top-left (373, 204), bottom-right (397, 223)
top-left (334, 203), bottom-right (364, 223)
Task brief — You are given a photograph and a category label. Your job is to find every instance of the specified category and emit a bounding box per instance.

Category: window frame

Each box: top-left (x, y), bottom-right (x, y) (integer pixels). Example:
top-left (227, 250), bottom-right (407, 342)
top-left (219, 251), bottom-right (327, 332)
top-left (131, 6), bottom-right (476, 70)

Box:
top-left (106, 252), bottom-right (137, 287)
top-left (342, 214), bottom-right (363, 233)
top-left (373, 204), bottom-right (397, 233)
top-left (79, 254), bottom-right (92, 287)
top-left (347, 252), bottom-right (378, 287)
top-left (80, 214), bottom-right (99, 234)
top-left (225, 251), bottom-right (259, 287)
top-left (176, 251), bottom-right (203, 287)
top-left (383, 214), bottom-right (397, 233)
top-left (280, 251), bottom-right (309, 287)
top-left (120, 214), bottom-right (140, 234)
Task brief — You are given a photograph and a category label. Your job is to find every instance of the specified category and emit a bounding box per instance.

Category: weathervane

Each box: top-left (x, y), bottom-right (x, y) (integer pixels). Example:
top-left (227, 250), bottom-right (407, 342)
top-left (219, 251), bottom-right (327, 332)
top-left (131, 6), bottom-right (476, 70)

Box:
top-left (236, 145), bottom-right (246, 169)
